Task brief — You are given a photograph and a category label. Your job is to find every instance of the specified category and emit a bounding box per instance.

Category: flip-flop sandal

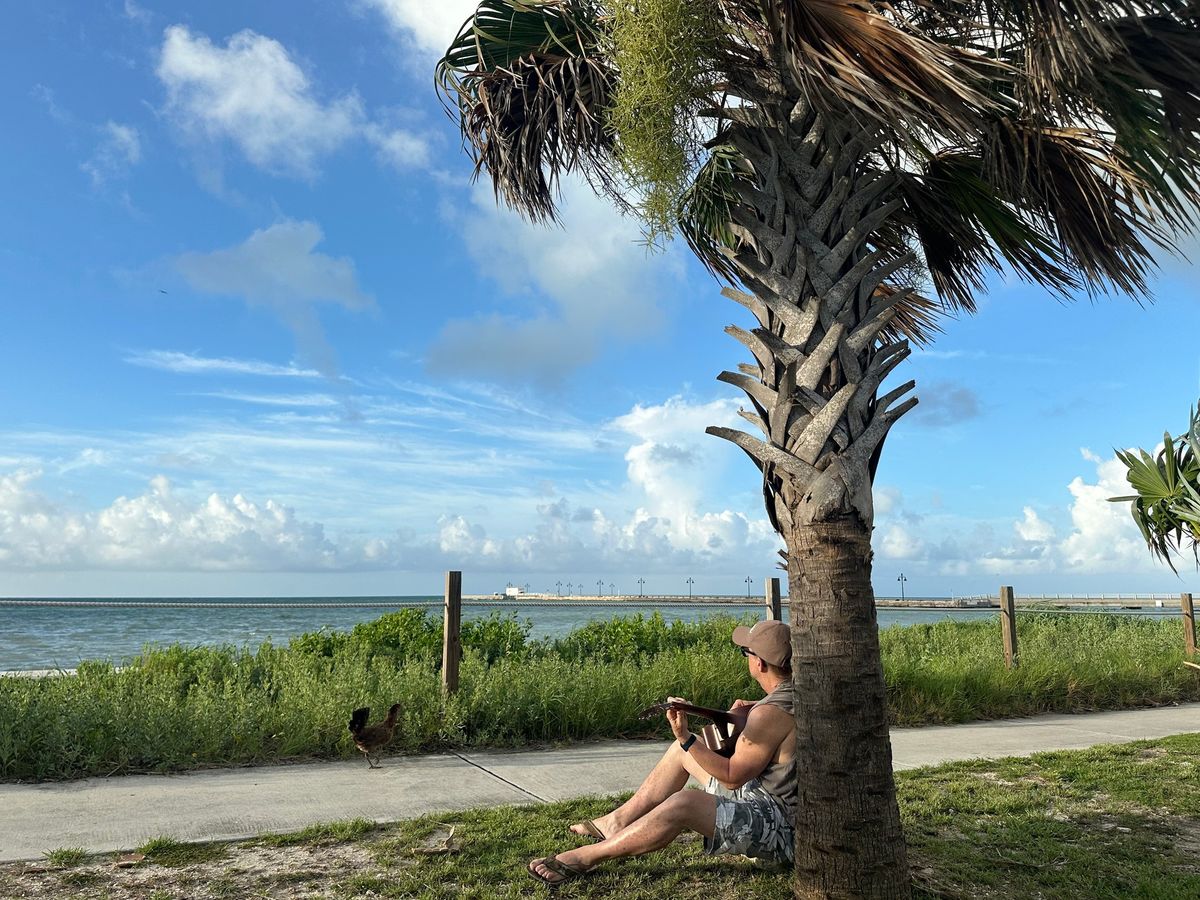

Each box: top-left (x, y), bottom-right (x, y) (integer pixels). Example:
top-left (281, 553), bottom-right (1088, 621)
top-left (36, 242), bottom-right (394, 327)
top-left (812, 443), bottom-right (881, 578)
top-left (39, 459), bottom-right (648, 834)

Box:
top-left (570, 819), bottom-right (606, 842)
top-left (527, 854), bottom-right (589, 886)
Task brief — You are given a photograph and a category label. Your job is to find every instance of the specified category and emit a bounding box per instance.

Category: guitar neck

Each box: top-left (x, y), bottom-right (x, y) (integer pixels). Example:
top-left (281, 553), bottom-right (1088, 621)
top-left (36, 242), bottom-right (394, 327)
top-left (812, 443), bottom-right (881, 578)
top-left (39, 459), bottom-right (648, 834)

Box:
top-left (667, 702), bottom-right (747, 727)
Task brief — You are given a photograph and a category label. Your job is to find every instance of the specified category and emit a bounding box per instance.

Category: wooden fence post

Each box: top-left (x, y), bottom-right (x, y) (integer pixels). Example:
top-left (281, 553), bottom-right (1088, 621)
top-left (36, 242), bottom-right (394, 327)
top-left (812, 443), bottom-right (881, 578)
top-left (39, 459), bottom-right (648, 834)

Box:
top-left (1182, 592), bottom-right (1197, 657)
top-left (765, 577), bottom-right (782, 621)
top-left (442, 570), bottom-right (462, 694)
top-left (999, 585), bottom-right (1018, 669)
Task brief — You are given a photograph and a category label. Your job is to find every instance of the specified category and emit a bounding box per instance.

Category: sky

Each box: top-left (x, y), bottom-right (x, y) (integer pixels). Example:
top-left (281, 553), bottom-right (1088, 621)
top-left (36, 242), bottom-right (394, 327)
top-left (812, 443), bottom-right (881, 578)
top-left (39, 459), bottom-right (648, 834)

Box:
top-left (1, 1), bottom-right (1199, 599)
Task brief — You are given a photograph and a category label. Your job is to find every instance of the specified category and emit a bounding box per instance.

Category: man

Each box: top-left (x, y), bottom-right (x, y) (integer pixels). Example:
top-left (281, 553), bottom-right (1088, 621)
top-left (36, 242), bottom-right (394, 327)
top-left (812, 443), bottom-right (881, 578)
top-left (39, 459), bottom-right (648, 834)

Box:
top-left (528, 619), bottom-right (796, 886)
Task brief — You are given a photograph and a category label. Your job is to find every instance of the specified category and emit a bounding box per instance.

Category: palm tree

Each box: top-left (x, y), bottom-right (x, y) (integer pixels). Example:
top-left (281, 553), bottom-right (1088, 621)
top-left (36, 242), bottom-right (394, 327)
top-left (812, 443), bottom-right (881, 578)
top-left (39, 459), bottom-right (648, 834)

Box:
top-left (436, 2), bottom-right (1200, 895)
top-left (1112, 402), bottom-right (1200, 571)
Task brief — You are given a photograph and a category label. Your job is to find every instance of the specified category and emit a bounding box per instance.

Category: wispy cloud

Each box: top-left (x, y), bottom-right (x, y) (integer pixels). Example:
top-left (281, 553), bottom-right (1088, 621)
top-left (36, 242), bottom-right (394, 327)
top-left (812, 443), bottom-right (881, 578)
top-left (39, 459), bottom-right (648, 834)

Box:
top-left (195, 391), bottom-right (340, 408)
top-left (125, 350), bottom-right (322, 378)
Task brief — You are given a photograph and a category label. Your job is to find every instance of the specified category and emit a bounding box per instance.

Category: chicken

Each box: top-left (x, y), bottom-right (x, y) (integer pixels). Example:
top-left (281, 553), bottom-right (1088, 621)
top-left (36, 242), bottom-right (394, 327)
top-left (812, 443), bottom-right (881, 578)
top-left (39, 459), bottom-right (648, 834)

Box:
top-left (348, 703), bottom-right (401, 768)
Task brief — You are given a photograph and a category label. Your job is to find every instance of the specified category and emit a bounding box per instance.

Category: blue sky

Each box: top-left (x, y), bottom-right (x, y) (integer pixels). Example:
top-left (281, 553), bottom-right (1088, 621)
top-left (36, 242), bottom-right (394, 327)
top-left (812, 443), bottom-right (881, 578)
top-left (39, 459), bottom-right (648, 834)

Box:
top-left (2, 1), bottom-right (1199, 598)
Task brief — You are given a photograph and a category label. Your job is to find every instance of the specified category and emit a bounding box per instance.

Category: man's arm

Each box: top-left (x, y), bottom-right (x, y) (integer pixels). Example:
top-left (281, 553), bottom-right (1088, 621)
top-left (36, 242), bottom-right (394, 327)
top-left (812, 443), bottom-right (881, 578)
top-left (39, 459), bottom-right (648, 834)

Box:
top-left (668, 702), bottom-right (792, 790)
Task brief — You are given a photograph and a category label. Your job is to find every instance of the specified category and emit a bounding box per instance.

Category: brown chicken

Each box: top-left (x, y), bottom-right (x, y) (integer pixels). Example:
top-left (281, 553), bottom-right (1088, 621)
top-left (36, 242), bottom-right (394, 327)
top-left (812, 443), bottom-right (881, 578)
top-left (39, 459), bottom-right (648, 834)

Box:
top-left (348, 703), bottom-right (401, 768)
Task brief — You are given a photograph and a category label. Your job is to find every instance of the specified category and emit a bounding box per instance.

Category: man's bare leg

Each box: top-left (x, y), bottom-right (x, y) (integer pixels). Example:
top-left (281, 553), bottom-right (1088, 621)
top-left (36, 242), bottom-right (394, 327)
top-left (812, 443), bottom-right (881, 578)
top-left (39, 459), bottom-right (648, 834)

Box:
top-left (570, 742), bottom-right (710, 839)
top-left (537, 789), bottom-right (717, 880)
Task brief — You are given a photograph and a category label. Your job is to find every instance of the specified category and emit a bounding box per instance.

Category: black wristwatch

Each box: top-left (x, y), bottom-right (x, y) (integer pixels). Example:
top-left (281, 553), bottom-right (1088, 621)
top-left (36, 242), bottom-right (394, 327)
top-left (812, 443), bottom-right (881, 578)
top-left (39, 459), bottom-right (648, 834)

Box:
top-left (680, 733), bottom-right (697, 752)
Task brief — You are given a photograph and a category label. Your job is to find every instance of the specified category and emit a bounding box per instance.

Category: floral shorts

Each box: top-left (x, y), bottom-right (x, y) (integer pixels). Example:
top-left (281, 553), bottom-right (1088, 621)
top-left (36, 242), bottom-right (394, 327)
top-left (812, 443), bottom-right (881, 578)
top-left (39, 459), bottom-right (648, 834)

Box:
top-left (702, 777), bottom-right (794, 864)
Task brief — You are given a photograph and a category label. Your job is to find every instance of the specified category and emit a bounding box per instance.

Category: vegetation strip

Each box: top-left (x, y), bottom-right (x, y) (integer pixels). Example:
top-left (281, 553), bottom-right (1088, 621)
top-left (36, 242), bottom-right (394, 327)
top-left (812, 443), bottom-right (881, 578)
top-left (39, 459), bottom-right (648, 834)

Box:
top-left (2, 610), bottom-right (1196, 781)
top-left (1, 734), bottom-right (1196, 899)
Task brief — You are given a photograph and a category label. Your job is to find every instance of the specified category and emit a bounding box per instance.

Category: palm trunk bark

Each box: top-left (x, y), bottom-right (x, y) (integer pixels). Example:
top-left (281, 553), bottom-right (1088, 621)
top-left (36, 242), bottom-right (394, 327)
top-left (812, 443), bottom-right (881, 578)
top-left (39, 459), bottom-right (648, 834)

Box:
top-left (790, 517), bottom-right (906, 898)
top-left (705, 89), bottom-right (914, 897)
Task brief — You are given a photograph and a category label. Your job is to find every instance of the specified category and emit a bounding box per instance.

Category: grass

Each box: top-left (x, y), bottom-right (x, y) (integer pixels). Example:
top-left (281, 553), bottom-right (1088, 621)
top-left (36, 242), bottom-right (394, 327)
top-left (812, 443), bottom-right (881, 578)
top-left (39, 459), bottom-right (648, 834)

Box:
top-left (136, 837), bottom-right (228, 867)
top-left (0, 734), bottom-right (1196, 899)
top-left (0, 610), bottom-right (1195, 781)
top-left (41, 848), bottom-right (87, 868)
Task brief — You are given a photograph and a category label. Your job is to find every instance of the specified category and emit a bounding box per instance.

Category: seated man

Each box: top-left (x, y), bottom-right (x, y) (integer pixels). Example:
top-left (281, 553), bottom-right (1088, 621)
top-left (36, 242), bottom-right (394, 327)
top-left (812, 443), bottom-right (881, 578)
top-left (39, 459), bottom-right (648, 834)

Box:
top-left (528, 619), bottom-right (795, 886)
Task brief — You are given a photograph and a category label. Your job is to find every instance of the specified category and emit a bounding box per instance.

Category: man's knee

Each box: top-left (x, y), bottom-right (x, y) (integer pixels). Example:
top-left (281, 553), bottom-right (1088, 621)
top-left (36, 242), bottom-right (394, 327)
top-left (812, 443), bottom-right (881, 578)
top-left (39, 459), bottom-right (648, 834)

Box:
top-left (661, 789), bottom-right (717, 833)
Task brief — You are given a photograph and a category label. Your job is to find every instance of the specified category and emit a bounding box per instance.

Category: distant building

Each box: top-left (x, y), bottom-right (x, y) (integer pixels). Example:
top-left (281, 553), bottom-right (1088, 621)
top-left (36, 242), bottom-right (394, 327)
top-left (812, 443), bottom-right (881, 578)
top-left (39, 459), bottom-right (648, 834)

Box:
top-left (504, 585), bottom-right (525, 598)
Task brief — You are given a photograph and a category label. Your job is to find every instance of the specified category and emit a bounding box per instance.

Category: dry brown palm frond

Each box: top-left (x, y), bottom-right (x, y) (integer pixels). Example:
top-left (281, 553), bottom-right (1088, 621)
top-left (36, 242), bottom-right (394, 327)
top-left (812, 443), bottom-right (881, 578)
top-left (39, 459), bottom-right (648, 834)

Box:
top-left (978, 120), bottom-right (1166, 296)
top-left (465, 52), bottom-right (618, 221)
top-left (436, 0), bottom-right (618, 222)
top-left (720, 0), bottom-right (1007, 143)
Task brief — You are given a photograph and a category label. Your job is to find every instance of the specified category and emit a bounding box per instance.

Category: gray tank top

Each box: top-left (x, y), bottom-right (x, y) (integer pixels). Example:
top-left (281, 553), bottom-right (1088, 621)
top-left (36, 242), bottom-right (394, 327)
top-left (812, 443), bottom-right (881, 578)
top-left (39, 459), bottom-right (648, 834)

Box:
top-left (754, 680), bottom-right (796, 817)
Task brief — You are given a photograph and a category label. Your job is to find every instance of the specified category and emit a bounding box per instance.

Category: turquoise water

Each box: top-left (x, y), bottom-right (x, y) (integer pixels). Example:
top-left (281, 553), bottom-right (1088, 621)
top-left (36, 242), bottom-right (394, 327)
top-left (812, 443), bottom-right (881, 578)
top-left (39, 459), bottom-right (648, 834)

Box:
top-left (0, 597), bottom-right (1014, 672)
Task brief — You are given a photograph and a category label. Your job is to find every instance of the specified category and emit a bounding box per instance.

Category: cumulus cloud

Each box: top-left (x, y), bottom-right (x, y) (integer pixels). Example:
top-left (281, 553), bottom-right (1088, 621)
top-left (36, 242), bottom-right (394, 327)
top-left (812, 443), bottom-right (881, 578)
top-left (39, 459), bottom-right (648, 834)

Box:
top-left (871, 450), bottom-right (1162, 578)
top-left (427, 179), bottom-right (681, 385)
top-left (175, 220), bottom-right (373, 379)
top-left (357, 0), bottom-right (478, 55)
top-left (0, 471), bottom-right (340, 571)
top-left (156, 25), bottom-right (429, 179)
top-left (158, 25), bottom-right (363, 177)
top-left (81, 121), bottom-right (141, 187)
top-left (1059, 449), bottom-right (1155, 571)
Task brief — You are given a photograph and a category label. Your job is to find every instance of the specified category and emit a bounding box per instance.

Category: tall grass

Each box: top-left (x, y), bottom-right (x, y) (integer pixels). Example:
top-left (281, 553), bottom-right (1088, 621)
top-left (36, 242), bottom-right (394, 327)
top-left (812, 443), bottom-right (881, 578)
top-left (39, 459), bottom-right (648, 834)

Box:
top-left (0, 610), bottom-right (1194, 781)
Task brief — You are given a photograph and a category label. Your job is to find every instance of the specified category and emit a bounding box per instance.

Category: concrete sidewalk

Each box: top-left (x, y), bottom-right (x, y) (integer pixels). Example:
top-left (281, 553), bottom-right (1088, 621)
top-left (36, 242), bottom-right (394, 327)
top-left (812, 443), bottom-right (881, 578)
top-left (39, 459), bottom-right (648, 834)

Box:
top-left (1, 703), bottom-right (1196, 863)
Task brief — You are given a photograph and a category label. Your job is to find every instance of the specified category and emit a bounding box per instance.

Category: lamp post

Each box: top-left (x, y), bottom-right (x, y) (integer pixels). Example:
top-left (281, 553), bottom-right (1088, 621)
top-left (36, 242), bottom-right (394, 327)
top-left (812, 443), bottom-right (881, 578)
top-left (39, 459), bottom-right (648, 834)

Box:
top-left (745, 575), bottom-right (753, 598)
top-left (637, 577), bottom-right (645, 597)
top-left (596, 579), bottom-right (603, 596)
top-left (897, 573), bottom-right (907, 601)
top-left (567, 581), bottom-right (573, 596)
top-left (609, 582), bottom-right (615, 596)
top-left (686, 577), bottom-right (694, 598)
top-left (556, 580), bottom-right (562, 597)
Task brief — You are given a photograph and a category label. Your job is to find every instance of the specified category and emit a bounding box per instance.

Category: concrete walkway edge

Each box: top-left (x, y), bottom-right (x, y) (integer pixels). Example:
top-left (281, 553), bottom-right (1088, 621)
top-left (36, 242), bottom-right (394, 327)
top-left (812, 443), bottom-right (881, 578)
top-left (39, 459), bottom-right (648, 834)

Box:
top-left (1, 703), bottom-right (1197, 863)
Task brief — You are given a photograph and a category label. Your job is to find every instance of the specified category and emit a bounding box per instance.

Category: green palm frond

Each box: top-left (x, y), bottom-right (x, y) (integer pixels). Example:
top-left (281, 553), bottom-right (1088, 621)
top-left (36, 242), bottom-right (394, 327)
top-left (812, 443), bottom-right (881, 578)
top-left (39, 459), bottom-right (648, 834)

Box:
top-left (1111, 402), bottom-right (1200, 573)
top-left (435, 0), bottom-right (617, 221)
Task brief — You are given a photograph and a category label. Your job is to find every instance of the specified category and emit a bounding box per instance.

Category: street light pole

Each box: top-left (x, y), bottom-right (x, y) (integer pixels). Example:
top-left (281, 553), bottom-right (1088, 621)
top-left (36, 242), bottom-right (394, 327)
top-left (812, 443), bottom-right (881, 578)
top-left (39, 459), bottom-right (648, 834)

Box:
top-left (556, 580), bottom-right (562, 597)
top-left (745, 575), bottom-right (753, 598)
top-left (637, 577), bottom-right (645, 597)
top-left (609, 582), bottom-right (615, 596)
top-left (897, 573), bottom-right (907, 601)
top-left (596, 579), bottom-right (603, 596)
top-left (686, 577), bottom-right (694, 598)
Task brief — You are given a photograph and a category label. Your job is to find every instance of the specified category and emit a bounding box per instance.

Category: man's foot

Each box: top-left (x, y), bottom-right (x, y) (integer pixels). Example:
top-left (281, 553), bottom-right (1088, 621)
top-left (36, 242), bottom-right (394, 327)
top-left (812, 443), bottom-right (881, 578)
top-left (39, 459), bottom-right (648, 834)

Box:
top-left (527, 853), bottom-right (592, 885)
top-left (568, 818), bottom-right (609, 841)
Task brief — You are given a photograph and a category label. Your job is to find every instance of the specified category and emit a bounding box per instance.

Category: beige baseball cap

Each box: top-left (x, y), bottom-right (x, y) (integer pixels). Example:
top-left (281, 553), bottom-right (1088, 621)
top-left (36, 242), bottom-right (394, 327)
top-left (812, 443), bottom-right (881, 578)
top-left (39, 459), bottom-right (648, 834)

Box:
top-left (731, 620), bottom-right (791, 669)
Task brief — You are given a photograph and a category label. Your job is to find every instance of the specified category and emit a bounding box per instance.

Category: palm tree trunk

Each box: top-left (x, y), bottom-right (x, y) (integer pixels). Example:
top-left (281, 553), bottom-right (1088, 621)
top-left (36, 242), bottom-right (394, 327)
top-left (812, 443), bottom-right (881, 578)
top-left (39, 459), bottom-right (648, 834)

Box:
top-left (789, 517), bottom-right (907, 898)
top-left (705, 96), bottom-right (914, 897)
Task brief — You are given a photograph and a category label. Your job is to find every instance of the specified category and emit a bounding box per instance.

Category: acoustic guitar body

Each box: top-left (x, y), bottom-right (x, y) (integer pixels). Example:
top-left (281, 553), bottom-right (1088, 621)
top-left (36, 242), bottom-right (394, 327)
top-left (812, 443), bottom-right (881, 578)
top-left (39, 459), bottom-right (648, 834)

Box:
top-left (637, 700), bottom-right (749, 758)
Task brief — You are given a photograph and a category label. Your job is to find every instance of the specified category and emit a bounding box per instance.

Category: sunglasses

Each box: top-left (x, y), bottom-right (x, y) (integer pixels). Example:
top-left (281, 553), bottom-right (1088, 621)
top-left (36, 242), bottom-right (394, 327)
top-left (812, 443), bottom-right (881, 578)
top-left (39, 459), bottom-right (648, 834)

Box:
top-left (738, 646), bottom-right (758, 659)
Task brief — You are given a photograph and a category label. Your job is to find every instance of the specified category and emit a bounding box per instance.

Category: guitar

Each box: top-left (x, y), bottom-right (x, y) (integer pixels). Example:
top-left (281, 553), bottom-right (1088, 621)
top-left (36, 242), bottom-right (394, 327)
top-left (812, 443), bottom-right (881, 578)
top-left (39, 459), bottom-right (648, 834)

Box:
top-left (637, 700), bottom-right (751, 758)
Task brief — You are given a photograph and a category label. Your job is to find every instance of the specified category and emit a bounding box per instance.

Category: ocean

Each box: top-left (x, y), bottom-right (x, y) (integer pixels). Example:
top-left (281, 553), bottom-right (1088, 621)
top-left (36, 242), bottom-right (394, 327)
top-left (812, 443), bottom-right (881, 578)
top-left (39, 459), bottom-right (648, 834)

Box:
top-left (0, 597), bottom-right (1011, 672)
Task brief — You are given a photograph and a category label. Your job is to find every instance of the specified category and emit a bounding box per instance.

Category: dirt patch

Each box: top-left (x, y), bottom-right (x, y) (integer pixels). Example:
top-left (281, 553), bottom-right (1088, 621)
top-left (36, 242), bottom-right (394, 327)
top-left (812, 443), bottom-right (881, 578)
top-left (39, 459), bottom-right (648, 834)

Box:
top-left (0, 841), bottom-right (375, 899)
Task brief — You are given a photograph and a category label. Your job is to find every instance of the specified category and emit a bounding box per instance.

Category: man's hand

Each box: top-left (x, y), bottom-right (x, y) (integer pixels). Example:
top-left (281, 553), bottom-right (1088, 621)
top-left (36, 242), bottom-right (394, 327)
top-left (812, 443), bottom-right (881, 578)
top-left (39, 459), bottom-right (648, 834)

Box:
top-left (729, 699), bottom-right (757, 712)
top-left (665, 696), bottom-right (691, 743)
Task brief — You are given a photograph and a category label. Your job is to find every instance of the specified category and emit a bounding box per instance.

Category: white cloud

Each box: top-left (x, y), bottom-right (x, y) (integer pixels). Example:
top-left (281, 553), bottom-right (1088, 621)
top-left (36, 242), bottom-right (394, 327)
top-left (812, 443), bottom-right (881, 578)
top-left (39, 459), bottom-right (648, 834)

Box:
top-left (1014, 506), bottom-right (1055, 543)
top-left (880, 524), bottom-right (925, 559)
top-left (175, 220), bottom-right (373, 379)
top-left (157, 25), bottom-right (363, 177)
top-left (358, 0), bottom-right (478, 55)
top-left (1059, 449), bottom-right (1155, 572)
top-left (428, 179), bottom-right (682, 384)
top-left (125, 350), bottom-right (321, 378)
top-left (364, 123), bottom-right (431, 171)
top-left (156, 25), bottom-right (431, 180)
top-left (0, 471), bottom-right (339, 571)
top-left (81, 121), bottom-right (141, 187)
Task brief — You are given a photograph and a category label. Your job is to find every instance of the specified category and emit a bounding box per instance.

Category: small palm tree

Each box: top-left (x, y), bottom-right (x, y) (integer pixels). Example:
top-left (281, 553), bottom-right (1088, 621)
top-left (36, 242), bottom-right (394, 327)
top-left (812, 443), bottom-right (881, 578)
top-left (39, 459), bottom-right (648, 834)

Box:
top-left (1112, 403), bottom-right (1200, 572)
top-left (436, 2), bottom-right (1200, 895)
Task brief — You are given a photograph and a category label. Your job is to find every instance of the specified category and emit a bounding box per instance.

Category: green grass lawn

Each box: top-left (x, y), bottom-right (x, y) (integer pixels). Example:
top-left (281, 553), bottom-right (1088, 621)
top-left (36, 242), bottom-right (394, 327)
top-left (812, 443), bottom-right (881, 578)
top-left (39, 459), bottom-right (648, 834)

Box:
top-left (3, 733), bottom-right (1196, 899)
top-left (2, 610), bottom-right (1196, 781)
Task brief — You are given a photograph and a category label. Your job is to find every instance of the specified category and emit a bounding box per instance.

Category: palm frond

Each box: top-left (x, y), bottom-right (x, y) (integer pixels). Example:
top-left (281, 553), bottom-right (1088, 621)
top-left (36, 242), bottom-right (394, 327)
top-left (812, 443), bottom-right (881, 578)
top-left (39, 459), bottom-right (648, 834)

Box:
top-left (720, 0), bottom-right (1006, 143)
top-left (1111, 402), bottom-right (1200, 573)
top-left (891, 151), bottom-right (1076, 309)
top-left (435, 0), bottom-right (617, 221)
